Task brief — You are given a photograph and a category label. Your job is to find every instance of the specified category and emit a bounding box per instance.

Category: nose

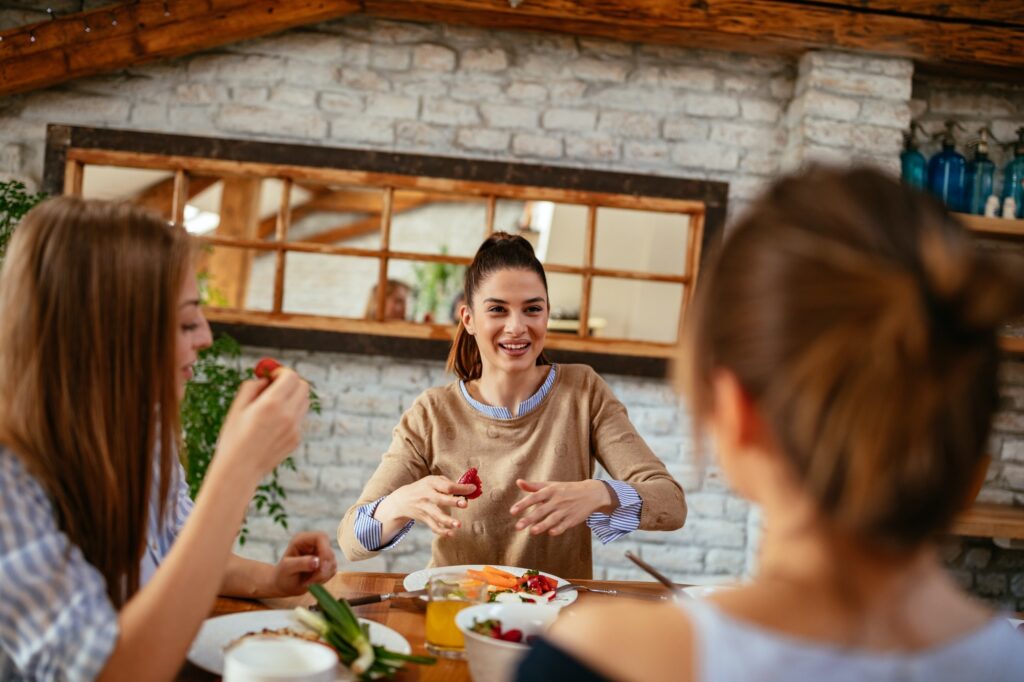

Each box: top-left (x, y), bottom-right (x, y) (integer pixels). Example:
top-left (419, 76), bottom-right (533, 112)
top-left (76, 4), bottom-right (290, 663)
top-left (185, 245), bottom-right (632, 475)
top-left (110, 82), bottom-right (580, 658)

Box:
top-left (505, 311), bottom-right (528, 335)
top-left (195, 314), bottom-right (213, 351)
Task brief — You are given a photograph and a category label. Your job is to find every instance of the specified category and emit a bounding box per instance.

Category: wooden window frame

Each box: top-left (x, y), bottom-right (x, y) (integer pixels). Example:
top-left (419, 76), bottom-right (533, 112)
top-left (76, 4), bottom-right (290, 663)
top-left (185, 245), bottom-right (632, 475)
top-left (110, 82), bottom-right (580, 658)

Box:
top-left (44, 124), bottom-right (728, 377)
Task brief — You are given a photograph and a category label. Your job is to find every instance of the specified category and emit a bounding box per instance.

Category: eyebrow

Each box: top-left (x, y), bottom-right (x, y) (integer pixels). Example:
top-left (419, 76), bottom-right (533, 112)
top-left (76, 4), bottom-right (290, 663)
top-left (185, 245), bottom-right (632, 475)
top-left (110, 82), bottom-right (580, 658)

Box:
top-left (482, 297), bottom-right (547, 304)
top-left (179, 299), bottom-right (201, 309)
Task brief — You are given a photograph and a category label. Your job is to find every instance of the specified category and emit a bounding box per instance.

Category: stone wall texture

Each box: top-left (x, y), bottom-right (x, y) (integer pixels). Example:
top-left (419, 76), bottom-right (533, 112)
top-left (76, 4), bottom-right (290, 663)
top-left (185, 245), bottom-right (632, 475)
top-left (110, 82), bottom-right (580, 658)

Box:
top-left (2, 15), bottom-right (1024, 606)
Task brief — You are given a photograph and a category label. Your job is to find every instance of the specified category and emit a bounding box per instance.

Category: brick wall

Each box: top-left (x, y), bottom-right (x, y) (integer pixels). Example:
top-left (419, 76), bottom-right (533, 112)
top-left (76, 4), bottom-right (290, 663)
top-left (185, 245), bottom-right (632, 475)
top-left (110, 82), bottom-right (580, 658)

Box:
top-left (2, 15), bottom-right (1023, 602)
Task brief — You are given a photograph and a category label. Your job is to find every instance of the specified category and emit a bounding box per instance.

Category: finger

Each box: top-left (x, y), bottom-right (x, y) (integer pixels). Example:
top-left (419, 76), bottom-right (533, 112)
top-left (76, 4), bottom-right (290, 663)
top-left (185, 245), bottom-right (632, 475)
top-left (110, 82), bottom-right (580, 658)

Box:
top-left (420, 504), bottom-right (460, 532)
top-left (318, 552), bottom-right (338, 581)
top-left (515, 503), bottom-right (557, 531)
top-left (531, 511), bottom-right (567, 536)
top-left (438, 480), bottom-right (478, 497)
top-left (516, 479), bottom-right (547, 493)
top-left (433, 493), bottom-right (469, 509)
top-left (510, 489), bottom-right (552, 516)
top-left (547, 519), bottom-right (574, 536)
top-left (278, 555), bottom-right (320, 576)
top-left (229, 379), bottom-right (267, 414)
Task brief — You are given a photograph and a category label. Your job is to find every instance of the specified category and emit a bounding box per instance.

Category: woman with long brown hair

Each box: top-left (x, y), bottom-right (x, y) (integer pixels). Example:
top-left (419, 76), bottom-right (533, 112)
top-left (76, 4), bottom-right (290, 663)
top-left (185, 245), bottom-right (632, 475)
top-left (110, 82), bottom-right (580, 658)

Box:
top-left (0, 197), bottom-right (328, 680)
top-left (338, 232), bottom-right (686, 579)
top-left (517, 166), bottom-right (1024, 681)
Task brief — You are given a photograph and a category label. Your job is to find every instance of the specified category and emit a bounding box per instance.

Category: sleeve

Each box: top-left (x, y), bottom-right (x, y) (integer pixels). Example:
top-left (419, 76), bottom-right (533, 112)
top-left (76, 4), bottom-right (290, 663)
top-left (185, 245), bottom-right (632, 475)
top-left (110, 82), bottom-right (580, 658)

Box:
top-left (353, 496), bottom-right (416, 551)
top-left (337, 397), bottom-right (434, 561)
top-left (587, 369), bottom-right (687, 532)
top-left (168, 459), bottom-right (195, 538)
top-left (586, 479), bottom-right (643, 544)
top-left (0, 454), bottom-right (119, 680)
top-left (514, 637), bottom-right (615, 682)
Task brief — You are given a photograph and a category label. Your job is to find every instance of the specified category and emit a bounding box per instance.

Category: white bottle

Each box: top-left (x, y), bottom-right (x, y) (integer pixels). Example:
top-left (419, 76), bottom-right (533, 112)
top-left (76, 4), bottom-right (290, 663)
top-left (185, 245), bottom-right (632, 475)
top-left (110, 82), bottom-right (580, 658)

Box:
top-left (1004, 196), bottom-right (1018, 220)
top-left (984, 195), bottom-right (1001, 217)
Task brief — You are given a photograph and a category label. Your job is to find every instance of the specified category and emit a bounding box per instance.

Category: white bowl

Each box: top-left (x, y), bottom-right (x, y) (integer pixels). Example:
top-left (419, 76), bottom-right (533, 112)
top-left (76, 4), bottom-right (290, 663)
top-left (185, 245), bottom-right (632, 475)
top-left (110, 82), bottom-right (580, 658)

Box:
top-left (455, 603), bottom-right (561, 682)
top-left (224, 636), bottom-right (338, 682)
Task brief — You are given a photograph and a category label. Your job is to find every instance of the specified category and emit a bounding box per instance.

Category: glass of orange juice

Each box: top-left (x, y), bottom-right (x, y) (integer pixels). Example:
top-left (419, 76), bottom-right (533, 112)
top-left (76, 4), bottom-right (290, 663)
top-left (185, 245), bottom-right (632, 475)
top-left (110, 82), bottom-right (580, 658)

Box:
top-left (424, 572), bottom-right (485, 659)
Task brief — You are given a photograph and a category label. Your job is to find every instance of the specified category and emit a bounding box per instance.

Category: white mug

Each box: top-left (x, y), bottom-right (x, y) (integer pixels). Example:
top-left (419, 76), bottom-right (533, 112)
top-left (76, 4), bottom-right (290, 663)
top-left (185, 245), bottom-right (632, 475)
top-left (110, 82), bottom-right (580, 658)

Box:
top-left (224, 636), bottom-right (338, 682)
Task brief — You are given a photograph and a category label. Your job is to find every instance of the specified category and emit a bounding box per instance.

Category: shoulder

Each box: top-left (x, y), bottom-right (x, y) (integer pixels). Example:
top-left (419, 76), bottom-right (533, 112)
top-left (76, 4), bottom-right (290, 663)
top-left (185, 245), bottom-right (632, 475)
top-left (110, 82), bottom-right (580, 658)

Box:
top-left (408, 381), bottom-right (463, 415)
top-left (546, 599), bottom-right (694, 682)
top-left (0, 447), bottom-right (54, 527)
top-left (555, 364), bottom-right (605, 392)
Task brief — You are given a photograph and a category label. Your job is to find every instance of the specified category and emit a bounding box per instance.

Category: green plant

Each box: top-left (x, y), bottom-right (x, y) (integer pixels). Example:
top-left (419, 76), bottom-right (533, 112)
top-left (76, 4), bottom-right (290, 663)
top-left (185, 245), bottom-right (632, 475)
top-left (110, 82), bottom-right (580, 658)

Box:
top-left (180, 334), bottom-right (320, 544)
top-left (0, 180), bottom-right (46, 260)
top-left (412, 246), bottom-right (465, 323)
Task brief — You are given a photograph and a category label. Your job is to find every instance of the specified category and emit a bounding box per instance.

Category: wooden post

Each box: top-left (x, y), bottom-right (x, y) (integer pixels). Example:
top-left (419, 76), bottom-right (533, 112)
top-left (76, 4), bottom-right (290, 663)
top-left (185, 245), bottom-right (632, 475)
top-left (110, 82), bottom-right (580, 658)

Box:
top-left (678, 210), bottom-right (705, 343)
top-left (207, 176), bottom-right (261, 309)
top-left (63, 159), bottom-right (83, 196)
top-left (171, 169), bottom-right (189, 227)
top-left (485, 195), bottom-right (496, 237)
top-left (374, 187), bottom-right (394, 321)
top-left (578, 205), bottom-right (597, 338)
top-left (272, 179), bottom-right (292, 314)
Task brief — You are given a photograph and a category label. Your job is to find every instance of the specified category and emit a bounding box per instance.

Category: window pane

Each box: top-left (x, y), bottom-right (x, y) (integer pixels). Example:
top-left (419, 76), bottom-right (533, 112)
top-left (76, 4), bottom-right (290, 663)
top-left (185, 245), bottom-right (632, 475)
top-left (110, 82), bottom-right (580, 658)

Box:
top-left (546, 273), bottom-right (585, 336)
top-left (387, 260), bottom-right (461, 324)
top-left (286, 183), bottom-right (383, 248)
top-left (198, 244), bottom-right (269, 311)
top-left (81, 165), bottom-right (175, 218)
top-left (390, 190), bottom-right (487, 258)
top-left (282, 253), bottom-right (379, 318)
top-left (508, 200), bottom-right (587, 268)
top-left (589, 277), bottom-right (684, 343)
top-left (595, 208), bottom-right (690, 276)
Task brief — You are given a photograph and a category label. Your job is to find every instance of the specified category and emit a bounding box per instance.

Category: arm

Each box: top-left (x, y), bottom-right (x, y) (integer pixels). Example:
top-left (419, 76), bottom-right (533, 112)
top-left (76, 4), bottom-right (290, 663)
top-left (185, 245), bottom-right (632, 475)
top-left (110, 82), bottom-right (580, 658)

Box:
top-left (220, 531), bottom-right (337, 599)
top-left (99, 372), bottom-right (309, 682)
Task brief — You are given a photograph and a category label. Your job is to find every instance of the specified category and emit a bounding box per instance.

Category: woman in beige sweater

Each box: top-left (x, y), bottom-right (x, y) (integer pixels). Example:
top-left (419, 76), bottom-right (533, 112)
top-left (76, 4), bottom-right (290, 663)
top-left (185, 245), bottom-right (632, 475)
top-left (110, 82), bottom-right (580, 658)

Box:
top-left (338, 233), bottom-right (686, 580)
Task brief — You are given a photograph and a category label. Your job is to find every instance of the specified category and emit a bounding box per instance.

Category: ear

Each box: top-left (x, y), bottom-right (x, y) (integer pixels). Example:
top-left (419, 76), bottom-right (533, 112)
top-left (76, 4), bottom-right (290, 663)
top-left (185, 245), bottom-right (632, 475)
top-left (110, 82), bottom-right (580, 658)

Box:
top-left (710, 369), bottom-right (763, 452)
top-left (460, 303), bottom-right (475, 335)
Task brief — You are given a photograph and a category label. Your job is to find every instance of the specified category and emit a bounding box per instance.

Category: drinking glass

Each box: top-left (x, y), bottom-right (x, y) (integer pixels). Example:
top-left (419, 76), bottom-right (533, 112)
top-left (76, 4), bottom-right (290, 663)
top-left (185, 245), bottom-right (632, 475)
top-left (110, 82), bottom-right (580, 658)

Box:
top-left (424, 572), bottom-right (485, 659)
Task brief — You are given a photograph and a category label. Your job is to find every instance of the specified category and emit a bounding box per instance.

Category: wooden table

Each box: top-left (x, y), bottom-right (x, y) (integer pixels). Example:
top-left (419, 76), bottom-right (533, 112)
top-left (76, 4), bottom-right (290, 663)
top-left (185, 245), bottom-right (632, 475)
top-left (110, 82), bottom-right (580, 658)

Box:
top-left (176, 571), bottom-right (670, 681)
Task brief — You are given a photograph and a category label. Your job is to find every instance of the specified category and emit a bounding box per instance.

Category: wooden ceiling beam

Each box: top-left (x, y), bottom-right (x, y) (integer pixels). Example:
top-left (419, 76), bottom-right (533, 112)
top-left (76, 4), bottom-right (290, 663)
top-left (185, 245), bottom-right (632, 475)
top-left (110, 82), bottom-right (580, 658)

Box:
top-left (132, 174), bottom-right (217, 218)
top-left (0, 0), bottom-right (360, 96)
top-left (303, 196), bottom-right (435, 245)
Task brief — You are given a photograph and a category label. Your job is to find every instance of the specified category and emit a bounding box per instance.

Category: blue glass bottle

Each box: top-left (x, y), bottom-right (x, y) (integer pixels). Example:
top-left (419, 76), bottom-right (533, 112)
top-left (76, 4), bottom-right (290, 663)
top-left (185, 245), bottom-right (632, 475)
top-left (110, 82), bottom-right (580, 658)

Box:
top-left (1002, 127), bottom-right (1024, 219)
top-left (928, 121), bottom-right (967, 212)
top-left (900, 123), bottom-right (926, 190)
top-left (965, 128), bottom-right (996, 216)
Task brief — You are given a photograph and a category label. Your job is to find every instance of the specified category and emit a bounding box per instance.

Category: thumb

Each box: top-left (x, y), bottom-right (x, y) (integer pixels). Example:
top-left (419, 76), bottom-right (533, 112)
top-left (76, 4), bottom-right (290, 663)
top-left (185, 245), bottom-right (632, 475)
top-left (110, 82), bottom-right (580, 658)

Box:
top-left (279, 555), bottom-right (320, 575)
top-left (516, 479), bottom-right (546, 492)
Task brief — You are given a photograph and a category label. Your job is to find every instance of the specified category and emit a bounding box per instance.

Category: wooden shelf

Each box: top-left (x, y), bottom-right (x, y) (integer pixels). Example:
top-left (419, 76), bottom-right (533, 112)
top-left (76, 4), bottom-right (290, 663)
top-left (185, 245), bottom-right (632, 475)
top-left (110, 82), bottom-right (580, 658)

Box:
top-left (951, 503), bottom-right (1024, 540)
top-left (957, 213), bottom-right (1024, 239)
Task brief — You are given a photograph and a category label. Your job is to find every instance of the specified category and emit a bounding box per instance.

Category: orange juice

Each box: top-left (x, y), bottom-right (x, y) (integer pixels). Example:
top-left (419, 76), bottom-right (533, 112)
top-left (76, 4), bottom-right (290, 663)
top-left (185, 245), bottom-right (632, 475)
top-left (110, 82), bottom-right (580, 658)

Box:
top-left (425, 599), bottom-right (471, 650)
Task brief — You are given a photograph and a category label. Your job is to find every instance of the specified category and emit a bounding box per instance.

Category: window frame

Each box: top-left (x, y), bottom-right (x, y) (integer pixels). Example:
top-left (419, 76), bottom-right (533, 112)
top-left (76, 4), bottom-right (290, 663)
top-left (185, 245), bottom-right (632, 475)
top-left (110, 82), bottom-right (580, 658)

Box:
top-left (44, 124), bottom-right (728, 377)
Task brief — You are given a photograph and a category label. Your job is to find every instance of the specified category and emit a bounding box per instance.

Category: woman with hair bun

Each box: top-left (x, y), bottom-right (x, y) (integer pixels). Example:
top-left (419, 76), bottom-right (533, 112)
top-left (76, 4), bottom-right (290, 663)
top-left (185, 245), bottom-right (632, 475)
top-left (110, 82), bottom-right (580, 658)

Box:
top-left (517, 166), bottom-right (1024, 681)
top-left (338, 232), bottom-right (686, 579)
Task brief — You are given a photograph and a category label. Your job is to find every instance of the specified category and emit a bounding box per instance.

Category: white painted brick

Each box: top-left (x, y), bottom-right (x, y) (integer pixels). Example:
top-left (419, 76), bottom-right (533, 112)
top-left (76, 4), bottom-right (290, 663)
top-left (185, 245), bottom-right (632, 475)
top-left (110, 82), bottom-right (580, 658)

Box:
top-left (550, 81), bottom-right (590, 101)
top-left (740, 98), bottom-right (782, 123)
top-left (304, 443), bottom-right (340, 466)
top-left (319, 91), bottom-right (364, 115)
top-left (722, 74), bottom-right (763, 93)
top-left (579, 37), bottom-right (634, 58)
top-left (462, 48), bottom-right (509, 72)
top-left (512, 134), bottom-right (563, 159)
top-left (663, 119), bottom-right (710, 141)
top-left (770, 76), bottom-right (795, 100)
top-left (1004, 465), bottom-right (1024, 491)
top-left (20, 92), bottom-right (131, 125)
top-left (339, 69), bottom-right (392, 92)
top-left (641, 545), bottom-right (704, 575)
top-left (686, 95), bottom-right (739, 118)
top-left (288, 61), bottom-right (342, 87)
top-left (598, 111), bottom-right (659, 139)
top-left (366, 94), bottom-right (420, 119)
top-left (231, 87), bottom-right (270, 104)
top-left (329, 117), bottom-right (395, 145)
top-left (624, 141), bottom-right (670, 165)
top-left (687, 493), bottom-right (726, 518)
top-left (269, 85), bottom-right (317, 108)
top-left (710, 121), bottom-right (781, 150)
top-left (413, 44), bottom-right (457, 71)
top-left (371, 45), bottom-right (412, 71)
top-left (682, 519), bottom-right (746, 549)
top-left (858, 99), bottom-right (911, 129)
top-left (661, 65), bottom-right (717, 92)
top-left (725, 498), bottom-right (750, 521)
top-left (216, 104), bottom-right (327, 139)
top-left (542, 108), bottom-right (597, 132)
top-left (566, 135), bottom-right (620, 162)
top-left (320, 464), bottom-right (378, 495)
top-left (448, 78), bottom-right (503, 102)
top-left (672, 142), bottom-right (739, 171)
top-left (129, 103), bottom-right (168, 128)
top-left (396, 121), bottom-right (454, 148)
top-left (335, 390), bottom-right (404, 417)
top-left (520, 53), bottom-right (571, 78)
top-left (795, 89), bottom-right (860, 121)
top-left (422, 98), bottom-right (480, 126)
top-left (0, 144), bottom-right (21, 173)
top-left (1002, 439), bottom-right (1024, 463)
top-left (481, 104), bottom-right (538, 128)
top-left (506, 82), bottom-right (548, 101)
top-left (351, 19), bottom-right (437, 44)
top-left (740, 150), bottom-right (780, 175)
top-left (233, 540), bottom-right (277, 563)
top-left (808, 68), bottom-right (911, 102)
top-left (705, 548), bottom-right (745, 574)
top-left (572, 58), bottom-right (630, 83)
top-left (278, 467), bottom-right (318, 493)
top-left (171, 108), bottom-right (216, 134)
top-left (175, 83), bottom-right (227, 105)
top-left (301, 413), bottom-right (332, 442)
top-left (457, 128), bottom-right (510, 152)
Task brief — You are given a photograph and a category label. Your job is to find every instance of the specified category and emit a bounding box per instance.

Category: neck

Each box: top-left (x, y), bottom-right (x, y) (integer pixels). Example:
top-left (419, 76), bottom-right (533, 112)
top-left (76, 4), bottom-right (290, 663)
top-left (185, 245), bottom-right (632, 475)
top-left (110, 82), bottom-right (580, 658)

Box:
top-left (471, 364), bottom-right (548, 413)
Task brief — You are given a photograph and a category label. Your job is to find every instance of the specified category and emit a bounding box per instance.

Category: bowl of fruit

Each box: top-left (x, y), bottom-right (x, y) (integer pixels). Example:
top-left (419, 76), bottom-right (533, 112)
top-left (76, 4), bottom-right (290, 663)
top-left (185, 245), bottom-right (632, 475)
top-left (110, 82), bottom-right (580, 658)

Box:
top-left (455, 603), bottom-right (561, 682)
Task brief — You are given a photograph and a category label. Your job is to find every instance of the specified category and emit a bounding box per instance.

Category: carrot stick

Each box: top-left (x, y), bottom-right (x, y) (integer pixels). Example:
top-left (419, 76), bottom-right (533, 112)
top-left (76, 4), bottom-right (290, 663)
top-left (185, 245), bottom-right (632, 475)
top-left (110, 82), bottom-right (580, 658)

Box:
top-left (467, 568), bottom-right (517, 589)
top-left (482, 565), bottom-right (516, 580)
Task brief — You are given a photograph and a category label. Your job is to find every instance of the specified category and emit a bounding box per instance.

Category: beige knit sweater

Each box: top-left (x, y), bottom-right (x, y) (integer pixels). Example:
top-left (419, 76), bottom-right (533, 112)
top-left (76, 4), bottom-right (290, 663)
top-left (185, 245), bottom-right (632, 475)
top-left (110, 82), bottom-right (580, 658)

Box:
top-left (337, 364), bottom-right (686, 579)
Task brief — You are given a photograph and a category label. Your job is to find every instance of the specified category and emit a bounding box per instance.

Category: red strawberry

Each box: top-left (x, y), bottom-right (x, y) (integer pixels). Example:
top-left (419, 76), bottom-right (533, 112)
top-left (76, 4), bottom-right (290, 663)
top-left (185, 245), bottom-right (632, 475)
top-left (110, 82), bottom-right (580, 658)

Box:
top-left (457, 467), bottom-right (483, 500)
top-left (500, 629), bottom-right (523, 643)
top-left (254, 357), bottom-right (282, 380)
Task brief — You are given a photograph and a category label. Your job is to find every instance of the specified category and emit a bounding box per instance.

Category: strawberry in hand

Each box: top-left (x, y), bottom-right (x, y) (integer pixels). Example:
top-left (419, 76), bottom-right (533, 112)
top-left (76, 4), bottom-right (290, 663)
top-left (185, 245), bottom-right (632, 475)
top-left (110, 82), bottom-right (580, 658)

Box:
top-left (254, 357), bottom-right (283, 381)
top-left (457, 467), bottom-right (483, 500)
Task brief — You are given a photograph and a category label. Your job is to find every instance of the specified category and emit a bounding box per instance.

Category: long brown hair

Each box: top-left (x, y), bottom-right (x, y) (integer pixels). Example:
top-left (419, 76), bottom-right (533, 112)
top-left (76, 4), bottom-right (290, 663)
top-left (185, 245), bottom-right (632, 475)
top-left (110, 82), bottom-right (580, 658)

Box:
top-left (0, 196), bottom-right (191, 607)
top-left (684, 166), bottom-right (1024, 549)
top-left (446, 232), bottom-right (550, 380)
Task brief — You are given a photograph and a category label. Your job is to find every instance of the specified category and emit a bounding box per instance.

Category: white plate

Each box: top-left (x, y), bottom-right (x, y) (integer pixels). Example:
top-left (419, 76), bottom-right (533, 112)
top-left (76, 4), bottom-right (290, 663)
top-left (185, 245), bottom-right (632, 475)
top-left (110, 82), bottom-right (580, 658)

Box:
top-left (187, 609), bottom-right (410, 680)
top-left (403, 565), bottom-right (577, 607)
top-left (681, 584), bottom-right (734, 600)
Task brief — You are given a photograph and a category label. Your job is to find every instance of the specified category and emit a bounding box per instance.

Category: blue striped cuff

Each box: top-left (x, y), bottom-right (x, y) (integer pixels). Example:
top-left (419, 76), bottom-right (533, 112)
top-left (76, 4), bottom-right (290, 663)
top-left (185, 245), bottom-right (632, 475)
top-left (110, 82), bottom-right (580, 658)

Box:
top-left (586, 480), bottom-right (643, 544)
top-left (354, 496), bottom-right (415, 551)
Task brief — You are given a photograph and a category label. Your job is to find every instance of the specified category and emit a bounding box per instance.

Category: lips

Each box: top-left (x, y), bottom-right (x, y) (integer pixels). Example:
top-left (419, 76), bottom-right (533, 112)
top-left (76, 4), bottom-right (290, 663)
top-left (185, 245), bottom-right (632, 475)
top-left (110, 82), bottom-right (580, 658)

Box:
top-left (498, 340), bottom-right (530, 357)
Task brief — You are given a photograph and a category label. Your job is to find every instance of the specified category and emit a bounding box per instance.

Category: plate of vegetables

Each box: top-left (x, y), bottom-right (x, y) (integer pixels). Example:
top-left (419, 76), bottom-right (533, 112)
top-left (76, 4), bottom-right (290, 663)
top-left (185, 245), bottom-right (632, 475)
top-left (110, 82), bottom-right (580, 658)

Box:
top-left (403, 565), bottom-right (577, 606)
top-left (188, 585), bottom-right (435, 680)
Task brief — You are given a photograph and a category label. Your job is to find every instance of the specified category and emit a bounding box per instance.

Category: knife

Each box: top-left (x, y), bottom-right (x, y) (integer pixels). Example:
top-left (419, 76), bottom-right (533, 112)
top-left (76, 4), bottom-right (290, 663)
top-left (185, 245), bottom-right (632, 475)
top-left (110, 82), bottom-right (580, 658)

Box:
top-left (346, 588), bottom-right (427, 606)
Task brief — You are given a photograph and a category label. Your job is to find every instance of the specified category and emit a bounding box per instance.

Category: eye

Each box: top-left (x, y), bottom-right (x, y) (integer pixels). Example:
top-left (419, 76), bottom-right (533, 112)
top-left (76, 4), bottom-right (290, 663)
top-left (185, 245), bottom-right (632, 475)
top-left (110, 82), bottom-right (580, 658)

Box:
top-left (181, 323), bottom-right (200, 332)
top-left (487, 305), bottom-right (506, 313)
top-left (526, 305), bottom-right (544, 313)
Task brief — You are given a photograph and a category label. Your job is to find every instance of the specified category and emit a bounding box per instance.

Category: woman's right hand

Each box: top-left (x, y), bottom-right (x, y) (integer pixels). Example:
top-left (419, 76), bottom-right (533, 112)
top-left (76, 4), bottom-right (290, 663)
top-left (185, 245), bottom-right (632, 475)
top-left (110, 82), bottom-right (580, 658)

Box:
top-left (375, 476), bottom-right (477, 537)
top-left (213, 368), bottom-right (310, 486)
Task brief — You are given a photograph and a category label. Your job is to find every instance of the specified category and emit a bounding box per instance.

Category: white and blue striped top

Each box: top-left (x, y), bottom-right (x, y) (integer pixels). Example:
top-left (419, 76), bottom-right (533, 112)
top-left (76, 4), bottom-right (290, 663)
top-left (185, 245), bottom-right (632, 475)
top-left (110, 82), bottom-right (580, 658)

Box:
top-left (0, 447), bottom-right (194, 680)
top-left (354, 364), bottom-right (644, 551)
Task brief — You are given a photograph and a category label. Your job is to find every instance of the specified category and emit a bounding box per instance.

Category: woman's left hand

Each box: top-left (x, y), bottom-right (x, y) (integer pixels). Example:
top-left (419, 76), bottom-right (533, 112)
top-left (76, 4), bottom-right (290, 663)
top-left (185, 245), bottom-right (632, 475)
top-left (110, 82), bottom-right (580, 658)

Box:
top-left (271, 531), bottom-right (337, 596)
top-left (510, 479), bottom-right (616, 536)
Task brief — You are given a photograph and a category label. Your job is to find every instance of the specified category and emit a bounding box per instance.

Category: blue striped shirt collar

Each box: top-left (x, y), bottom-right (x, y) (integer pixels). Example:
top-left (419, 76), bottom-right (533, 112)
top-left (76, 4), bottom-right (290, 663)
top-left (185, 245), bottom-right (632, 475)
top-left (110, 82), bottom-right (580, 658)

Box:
top-left (459, 364), bottom-right (558, 420)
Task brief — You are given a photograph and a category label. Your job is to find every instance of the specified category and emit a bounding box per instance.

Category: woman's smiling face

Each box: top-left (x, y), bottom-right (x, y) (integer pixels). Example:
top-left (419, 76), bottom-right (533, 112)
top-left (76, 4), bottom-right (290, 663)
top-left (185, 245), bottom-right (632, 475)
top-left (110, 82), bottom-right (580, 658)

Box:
top-left (461, 267), bottom-right (549, 375)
